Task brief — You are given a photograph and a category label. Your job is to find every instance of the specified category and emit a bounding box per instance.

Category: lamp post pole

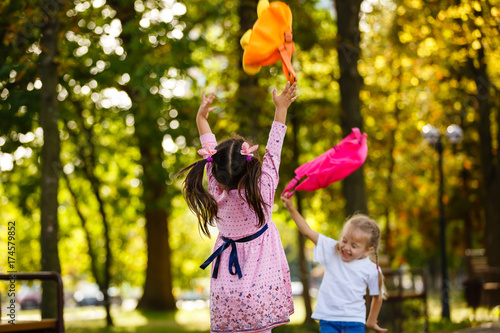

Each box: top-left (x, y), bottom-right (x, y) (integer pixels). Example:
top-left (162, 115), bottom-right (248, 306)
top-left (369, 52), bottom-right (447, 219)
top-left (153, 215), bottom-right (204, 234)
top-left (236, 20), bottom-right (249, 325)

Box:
top-left (422, 124), bottom-right (462, 320)
top-left (437, 138), bottom-right (451, 320)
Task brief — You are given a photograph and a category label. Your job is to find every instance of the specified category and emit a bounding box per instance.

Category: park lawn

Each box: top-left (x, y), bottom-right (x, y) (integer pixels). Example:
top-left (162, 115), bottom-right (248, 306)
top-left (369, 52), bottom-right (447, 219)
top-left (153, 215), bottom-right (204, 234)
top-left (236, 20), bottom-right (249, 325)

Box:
top-left (63, 297), bottom-right (318, 333)
top-left (63, 297), bottom-right (313, 333)
top-left (426, 290), bottom-right (500, 332)
top-left (9, 294), bottom-right (498, 332)
top-left (65, 308), bottom-right (209, 333)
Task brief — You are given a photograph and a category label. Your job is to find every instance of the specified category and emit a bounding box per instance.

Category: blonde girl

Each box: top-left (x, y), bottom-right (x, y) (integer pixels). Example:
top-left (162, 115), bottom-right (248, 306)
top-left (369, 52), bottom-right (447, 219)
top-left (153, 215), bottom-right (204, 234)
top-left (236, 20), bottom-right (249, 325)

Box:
top-left (281, 195), bottom-right (387, 333)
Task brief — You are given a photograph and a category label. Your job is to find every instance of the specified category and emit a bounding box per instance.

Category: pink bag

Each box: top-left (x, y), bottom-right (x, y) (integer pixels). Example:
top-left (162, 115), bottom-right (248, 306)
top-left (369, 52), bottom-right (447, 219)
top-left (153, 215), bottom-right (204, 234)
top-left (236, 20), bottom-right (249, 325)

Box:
top-left (282, 128), bottom-right (368, 198)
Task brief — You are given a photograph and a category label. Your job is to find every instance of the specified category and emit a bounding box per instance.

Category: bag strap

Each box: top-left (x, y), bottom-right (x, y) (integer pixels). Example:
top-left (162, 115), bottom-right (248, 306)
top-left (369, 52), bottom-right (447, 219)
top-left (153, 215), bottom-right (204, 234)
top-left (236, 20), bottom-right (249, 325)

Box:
top-left (282, 175), bottom-right (301, 198)
top-left (278, 29), bottom-right (296, 83)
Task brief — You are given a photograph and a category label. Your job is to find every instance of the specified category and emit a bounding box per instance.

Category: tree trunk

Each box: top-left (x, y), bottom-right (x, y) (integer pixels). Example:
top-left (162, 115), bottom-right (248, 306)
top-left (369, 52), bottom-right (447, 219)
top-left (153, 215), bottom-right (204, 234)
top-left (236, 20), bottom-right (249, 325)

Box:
top-left (469, 45), bottom-right (500, 267)
top-left (290, 111), bottom-right (314, 324)
top-left (61, 171), bottom-right (101, 294)
top-left (61, 104), bottom-right (116, 324)
top-left (295, 194), bottom-right (315, 323)
top-left (138, 207), bottom-right (175, 310)
top-left (72, 109), bottom-right (114, 325)
top-left (104, 0), bottom-right (176, 310)
top-left (461, 168), bottom-right (474, 276)
top-left (136, 109), bottom-right (175, 310)
top-left (335, 0), bottom-right (368, 215)
top-left (39, 0), bottom-right (61, 319)
top-left (384, 72), bottom-right (401, 261)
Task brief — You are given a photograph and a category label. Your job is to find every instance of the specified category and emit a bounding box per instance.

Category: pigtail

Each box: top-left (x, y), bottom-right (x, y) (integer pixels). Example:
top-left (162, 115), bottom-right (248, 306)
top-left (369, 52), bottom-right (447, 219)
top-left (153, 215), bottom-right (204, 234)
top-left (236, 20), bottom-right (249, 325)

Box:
top-left (178, 159), bottom-right (218, 237)
top-left (238, 158), bottom-right (268, 227)
top-left (375, 250), bottom-right (388, 300)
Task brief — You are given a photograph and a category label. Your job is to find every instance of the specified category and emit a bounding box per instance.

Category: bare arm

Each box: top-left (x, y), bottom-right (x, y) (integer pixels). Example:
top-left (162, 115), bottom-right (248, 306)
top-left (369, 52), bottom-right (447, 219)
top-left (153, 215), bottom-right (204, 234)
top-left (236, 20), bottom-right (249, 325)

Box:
top-left (281, 194), bottom-right (319, 244)
top-left (272, 82), bottom-right (298, 124)
top-left (196, 90), bottom-right (216, 136)
top-left (366, 295), bottom-right (387, 333)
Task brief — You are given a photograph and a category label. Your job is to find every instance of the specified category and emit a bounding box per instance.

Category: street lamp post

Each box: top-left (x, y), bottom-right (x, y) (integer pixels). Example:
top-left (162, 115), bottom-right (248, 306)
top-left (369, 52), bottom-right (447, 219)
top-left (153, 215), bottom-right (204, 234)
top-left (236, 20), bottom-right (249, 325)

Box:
top-left (436, 136), bottom-right (450, 320)
top-left (422, 124), bottom-right (463, 320)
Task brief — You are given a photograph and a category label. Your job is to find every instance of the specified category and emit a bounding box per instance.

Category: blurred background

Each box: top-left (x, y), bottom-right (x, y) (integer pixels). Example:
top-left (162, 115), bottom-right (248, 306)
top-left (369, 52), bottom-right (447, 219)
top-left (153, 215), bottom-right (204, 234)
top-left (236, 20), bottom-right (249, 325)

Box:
top-left (0, 0), bottom-right (499, 332)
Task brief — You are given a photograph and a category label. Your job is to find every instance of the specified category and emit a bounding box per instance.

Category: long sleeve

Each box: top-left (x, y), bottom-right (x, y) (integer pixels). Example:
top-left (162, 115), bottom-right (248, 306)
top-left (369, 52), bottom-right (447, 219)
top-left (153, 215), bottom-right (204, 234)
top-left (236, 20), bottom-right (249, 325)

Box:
top-left (200, 133), bottom-right (217, 150)
top-left (260, 121), bottom-right (287, 206)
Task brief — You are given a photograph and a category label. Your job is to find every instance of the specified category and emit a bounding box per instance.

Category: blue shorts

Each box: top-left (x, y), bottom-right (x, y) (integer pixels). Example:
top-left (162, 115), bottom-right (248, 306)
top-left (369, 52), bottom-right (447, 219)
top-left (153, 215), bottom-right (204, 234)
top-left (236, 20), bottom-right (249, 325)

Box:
top-left (319, 320), bottom-right (365, 333)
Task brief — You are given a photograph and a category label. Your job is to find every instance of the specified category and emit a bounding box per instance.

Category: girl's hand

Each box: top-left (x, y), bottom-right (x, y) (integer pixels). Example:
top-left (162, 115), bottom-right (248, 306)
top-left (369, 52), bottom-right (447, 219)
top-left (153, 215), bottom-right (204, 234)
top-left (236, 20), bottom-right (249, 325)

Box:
top-left (198, 90), bottom-right (216, 120)
top-left (272, 82), bottom-right (298, 111)
top-left (281, 194), bottom-right (295, 211)
top-left (196, 90), bottom-right (216, 136)
top-left (366, 321), bottom-right (388, 333)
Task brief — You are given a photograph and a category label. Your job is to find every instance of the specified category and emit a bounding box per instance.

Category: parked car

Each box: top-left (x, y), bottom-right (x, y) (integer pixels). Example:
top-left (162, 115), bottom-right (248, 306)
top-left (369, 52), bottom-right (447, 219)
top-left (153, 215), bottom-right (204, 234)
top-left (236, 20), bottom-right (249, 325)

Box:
top-left (73, 283), bottom-right (104, 306)
top-left (17, 285), bottom-right (41, 310)
top-left (176, 291), bottom-right (209, 310)
top-left (73, 282), bottom-right (122, 307)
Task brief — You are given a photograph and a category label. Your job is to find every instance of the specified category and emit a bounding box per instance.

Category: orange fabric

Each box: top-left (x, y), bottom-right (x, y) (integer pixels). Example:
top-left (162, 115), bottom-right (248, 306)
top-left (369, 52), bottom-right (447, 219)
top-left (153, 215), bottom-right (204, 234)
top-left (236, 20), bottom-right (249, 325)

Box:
top-left (242, 1), bottom-right (296, 82)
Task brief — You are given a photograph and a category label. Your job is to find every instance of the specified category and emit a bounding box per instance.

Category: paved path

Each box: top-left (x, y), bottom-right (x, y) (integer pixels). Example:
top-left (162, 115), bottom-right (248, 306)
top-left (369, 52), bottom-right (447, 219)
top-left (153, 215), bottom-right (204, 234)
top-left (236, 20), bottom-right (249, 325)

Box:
top-left (440, 322), bottom-right (500, 333)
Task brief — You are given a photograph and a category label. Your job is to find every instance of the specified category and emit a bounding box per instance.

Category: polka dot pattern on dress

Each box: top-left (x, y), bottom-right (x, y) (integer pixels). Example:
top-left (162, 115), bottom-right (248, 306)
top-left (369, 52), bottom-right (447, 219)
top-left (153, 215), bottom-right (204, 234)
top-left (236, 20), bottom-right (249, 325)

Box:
top-left (200, 121), bottom-right (293, 333)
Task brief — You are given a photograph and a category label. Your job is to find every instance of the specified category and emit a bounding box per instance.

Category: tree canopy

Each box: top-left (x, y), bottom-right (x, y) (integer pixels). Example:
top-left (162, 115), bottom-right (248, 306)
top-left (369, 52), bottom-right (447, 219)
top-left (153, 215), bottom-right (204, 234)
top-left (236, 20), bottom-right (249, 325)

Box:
top-left (0, 0), bottom-right (499, 313)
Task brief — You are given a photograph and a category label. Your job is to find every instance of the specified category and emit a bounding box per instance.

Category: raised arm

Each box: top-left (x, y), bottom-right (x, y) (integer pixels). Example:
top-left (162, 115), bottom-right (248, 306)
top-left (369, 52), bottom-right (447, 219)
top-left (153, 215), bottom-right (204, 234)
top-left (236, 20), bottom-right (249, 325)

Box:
top-left (272, 82), bottom-right (298, 124)
top-left (281, 194), bottom-right (319, 244)
top-left (196, 90), bottom-right (217, 136)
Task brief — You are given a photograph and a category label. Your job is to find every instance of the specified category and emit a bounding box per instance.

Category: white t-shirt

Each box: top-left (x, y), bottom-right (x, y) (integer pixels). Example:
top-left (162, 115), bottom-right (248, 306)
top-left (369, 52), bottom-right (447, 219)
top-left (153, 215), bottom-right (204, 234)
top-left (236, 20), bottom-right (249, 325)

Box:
top-left (312, 234), bottom-right (380, 324)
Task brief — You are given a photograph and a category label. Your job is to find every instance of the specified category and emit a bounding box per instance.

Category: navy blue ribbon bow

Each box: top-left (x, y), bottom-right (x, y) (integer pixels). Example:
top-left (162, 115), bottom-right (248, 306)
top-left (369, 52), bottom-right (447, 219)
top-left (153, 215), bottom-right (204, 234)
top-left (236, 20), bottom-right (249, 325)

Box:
top-left (200, 224), bottom-right (268, 279)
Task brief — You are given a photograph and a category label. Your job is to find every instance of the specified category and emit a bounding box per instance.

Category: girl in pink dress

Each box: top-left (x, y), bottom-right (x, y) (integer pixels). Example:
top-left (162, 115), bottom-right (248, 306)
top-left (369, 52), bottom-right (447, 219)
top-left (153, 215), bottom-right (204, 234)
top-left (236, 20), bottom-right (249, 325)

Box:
top-left (179, 82), bottom-right (298, 333)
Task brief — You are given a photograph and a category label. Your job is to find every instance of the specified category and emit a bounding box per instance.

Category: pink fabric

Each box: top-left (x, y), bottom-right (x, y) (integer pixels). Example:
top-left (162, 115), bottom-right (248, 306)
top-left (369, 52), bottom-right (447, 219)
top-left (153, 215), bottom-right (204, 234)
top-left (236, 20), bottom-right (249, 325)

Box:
top-left (200, 121), bottom-right (294, 333)
top-left (198, 143), bottom-right (217, 158)
top-left (283, 128), bottom-right (368, 197)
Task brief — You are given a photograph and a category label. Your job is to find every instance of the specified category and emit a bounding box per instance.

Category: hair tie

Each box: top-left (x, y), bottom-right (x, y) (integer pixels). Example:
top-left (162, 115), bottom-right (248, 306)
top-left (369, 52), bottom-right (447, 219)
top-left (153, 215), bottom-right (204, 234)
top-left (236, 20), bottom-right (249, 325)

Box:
top-left (198, 143), bottom-right (217, 162)
top-left (241, 142), bottom-right (259, 161)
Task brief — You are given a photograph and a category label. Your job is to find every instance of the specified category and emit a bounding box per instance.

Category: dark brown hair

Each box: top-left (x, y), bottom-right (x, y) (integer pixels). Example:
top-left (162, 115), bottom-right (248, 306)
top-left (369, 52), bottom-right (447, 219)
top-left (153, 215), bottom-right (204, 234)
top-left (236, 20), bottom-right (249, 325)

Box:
top-left (178, 135), bottom-right (268, 237)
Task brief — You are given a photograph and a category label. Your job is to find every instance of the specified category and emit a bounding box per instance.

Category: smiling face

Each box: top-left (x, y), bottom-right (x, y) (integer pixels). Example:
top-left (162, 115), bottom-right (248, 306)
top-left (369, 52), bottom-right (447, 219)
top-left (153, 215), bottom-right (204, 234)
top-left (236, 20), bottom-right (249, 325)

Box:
top-left (338, 226), bottom-right (374, 262)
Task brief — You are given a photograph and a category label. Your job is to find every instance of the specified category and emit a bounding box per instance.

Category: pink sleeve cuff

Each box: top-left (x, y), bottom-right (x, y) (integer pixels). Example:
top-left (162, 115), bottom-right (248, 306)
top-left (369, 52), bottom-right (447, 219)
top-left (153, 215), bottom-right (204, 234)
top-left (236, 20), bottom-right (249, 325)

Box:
top-left (271, 121), bottom-right (287, 135)
top-left (200, 133), bottom-right (217, 147)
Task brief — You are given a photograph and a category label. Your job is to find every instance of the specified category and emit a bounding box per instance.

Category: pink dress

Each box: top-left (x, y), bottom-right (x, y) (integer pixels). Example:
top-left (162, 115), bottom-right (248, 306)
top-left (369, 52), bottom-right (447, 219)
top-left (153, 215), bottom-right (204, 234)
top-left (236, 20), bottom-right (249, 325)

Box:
top-left (200, 121), bottom-right (294, 333)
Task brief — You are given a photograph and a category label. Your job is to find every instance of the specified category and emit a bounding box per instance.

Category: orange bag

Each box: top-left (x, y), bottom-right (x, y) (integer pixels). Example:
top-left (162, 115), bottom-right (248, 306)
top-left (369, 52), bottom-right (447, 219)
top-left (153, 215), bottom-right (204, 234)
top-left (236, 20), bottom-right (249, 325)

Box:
top-left (240, 0), bottom-right (296, 83)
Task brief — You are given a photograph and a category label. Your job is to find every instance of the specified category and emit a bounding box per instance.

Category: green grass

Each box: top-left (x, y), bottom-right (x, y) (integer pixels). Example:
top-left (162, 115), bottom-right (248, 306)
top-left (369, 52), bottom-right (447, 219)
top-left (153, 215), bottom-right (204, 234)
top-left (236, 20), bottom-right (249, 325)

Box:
top-left (385, 290), bottom-right (499, 332)
top-left (427, 290), bottom-right (499, 324)
top-left (7, 293), bottom-right (499, 333)
top-left (64, 307), bottom-right (210, 333)
top-left (64, 297), bottom-right (312, 333)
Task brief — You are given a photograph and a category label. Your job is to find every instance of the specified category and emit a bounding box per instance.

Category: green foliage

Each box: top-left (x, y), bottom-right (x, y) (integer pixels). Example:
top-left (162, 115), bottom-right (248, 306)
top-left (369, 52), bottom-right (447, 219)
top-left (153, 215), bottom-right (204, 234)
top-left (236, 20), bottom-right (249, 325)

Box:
top-left (1, 0), bottom-right (499, 320)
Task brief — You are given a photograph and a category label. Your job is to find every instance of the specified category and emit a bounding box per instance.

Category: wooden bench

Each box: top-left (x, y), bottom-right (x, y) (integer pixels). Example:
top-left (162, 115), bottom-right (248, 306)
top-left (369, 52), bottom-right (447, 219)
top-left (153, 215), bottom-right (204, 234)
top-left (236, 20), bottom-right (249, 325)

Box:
top-left (464, 249), bottom-right (500, 310)
top-left (381, 268), bottom-right (428, 333)
top-left (0, 272), bottom-right (64, 332)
